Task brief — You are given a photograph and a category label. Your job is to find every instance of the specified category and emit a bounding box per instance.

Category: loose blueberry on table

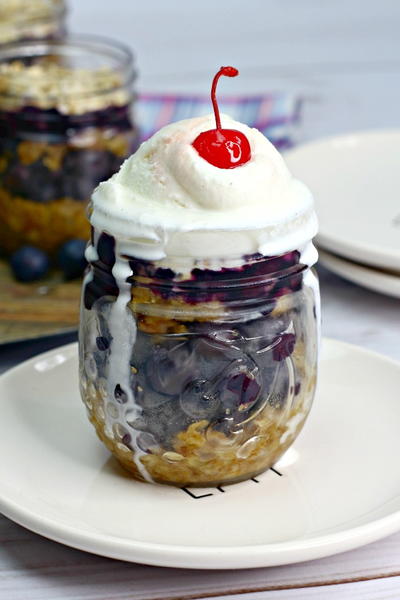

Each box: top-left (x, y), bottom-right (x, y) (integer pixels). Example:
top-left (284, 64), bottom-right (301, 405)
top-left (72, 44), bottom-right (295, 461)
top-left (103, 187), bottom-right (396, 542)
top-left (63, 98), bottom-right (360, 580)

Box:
top-left (9, 238), bottom-right (88, 282)
top-left (10, 246), bottom-right (49, 282)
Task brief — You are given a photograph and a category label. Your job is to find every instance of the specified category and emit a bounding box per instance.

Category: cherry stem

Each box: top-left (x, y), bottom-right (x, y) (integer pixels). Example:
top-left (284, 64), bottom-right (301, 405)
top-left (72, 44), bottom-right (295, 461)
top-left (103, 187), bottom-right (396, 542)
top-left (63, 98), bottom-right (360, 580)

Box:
top-left (211, 66), bottom-right (239, 130)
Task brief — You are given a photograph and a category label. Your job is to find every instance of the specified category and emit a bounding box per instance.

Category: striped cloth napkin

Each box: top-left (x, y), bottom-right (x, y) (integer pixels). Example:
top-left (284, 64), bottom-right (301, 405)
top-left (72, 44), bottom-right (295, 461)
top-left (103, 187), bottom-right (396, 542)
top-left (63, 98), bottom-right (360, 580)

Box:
top-left (136, 92), bottom-right (302, 149)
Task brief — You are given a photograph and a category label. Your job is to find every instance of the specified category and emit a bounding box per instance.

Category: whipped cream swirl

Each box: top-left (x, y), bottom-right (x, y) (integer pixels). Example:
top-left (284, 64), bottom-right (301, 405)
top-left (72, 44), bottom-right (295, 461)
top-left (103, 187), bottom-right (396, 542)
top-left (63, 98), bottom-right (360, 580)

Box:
top-left (90, 114), bottom-right (317, 260)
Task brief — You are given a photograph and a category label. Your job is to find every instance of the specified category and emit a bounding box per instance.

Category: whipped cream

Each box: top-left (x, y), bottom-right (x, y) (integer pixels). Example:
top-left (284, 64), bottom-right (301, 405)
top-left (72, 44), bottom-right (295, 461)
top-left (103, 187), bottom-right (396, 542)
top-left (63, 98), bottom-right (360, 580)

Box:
top-left (90, 113), bottom-right (317, 260)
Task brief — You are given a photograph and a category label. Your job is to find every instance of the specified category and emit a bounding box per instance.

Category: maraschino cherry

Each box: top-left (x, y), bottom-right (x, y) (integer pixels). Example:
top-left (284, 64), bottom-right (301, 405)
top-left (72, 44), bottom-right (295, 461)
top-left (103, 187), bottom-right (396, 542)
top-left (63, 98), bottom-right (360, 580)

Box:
top-left (192, 66), bottom-right (251, 169)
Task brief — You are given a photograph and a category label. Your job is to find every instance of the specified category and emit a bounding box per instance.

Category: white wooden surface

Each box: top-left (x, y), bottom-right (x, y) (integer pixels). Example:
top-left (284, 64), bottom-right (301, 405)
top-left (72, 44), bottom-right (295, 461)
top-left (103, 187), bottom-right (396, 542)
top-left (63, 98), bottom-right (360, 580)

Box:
top-left (1, 1), bottom-right (400, 598)
top-left (2, 510), bottom-right (400, 599)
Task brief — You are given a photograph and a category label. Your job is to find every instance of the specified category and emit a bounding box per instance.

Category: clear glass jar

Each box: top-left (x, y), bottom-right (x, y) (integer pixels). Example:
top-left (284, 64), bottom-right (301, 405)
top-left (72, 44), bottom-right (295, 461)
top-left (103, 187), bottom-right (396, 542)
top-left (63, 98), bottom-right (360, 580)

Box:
top-left (79, 231), bottom-right (319, 487)
top-left (0, 0), bottom-right (67, 45)
top-left (0, 36), bottom-right (138, 254)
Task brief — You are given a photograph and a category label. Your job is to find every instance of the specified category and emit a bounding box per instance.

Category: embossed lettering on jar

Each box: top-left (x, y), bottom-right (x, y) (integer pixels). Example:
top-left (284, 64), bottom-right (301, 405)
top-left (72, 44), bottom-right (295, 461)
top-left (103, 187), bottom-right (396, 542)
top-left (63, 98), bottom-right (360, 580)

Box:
top-left (79, 234), bottom-right (319, 487)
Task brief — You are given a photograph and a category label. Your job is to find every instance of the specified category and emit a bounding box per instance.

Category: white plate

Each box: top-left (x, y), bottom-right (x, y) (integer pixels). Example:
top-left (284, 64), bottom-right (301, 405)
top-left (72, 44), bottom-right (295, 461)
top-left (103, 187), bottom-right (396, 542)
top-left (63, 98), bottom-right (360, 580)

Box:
top-left (284, 130), bottom-right (400, 271)
top-left (1, 340), bottom-right (400, 569)
top-left (319, 248), bottom-right (400, 299)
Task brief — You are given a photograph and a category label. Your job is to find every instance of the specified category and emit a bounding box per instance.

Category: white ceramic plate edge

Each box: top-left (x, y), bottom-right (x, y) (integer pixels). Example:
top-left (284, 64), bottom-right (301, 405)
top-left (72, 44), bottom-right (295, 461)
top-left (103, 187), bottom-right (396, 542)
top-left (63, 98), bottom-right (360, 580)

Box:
top-left (2, 341), bottom-right (400, 569)
top-left (317, 233), bottom-right (400, 273)
top-left (318, 248), bottom-right (400, 299)
top-left (2, 488), bottom-right (400, 568)
top-left (284, 129), bottom-right (400, 271)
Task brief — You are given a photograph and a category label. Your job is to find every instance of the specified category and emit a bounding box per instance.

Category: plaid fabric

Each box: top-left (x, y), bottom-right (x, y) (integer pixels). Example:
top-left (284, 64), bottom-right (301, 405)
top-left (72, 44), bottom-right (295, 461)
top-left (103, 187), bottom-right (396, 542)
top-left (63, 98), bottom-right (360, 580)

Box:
top-left (136, 92), bottom-right (302, 149)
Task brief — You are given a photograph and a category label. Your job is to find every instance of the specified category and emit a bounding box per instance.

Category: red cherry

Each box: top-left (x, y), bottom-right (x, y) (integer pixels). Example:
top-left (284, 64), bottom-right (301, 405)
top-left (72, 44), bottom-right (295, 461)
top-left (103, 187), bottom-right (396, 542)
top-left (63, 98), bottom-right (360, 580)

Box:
top-left (192, 66), bottom-right (251, 169)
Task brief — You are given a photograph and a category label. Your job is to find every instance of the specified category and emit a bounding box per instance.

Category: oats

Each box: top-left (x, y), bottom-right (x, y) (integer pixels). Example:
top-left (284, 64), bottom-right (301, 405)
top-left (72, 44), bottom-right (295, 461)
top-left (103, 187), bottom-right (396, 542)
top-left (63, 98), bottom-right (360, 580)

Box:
top-left (0, 0), bottom-right (64, 44)
top-left (0, 188), bottom-right (90, 254)
top-left (162, 452), bottom-right (184, 463)
top-left (82, 365), bottom-right (316, 487)
top-left (0, 59), bottom-right (130, 114)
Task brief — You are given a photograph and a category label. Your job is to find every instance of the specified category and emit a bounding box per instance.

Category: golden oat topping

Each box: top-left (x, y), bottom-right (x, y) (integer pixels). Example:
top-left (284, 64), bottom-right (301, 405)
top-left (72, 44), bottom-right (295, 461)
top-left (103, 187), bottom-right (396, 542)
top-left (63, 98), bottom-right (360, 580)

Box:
top-left (85, 379), bottom-right (314, 486)
top-left (0, 0), bottom-right (63, 20)
top-left (0, 60), bottom-right (130, 113)
top-left (0, 0), bottom-right (65, 44)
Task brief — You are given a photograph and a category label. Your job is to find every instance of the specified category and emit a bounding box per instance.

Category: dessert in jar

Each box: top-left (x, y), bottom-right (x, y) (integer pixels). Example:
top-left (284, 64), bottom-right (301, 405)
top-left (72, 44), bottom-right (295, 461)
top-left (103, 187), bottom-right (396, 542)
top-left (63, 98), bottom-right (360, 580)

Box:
top-left (0, 37), bottom-right (139, 256)
top-left (0, 0), bottom-right (66, 45)
top-left (79, 67), bottom-right (320, 487)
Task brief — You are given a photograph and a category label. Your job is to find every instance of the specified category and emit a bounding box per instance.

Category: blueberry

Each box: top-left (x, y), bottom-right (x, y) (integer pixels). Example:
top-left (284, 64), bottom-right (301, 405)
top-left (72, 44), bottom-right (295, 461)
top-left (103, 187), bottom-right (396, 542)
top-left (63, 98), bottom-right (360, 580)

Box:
top-left (223, 372), bottom-right (260, 412)
top-left (61, 176), bottom-right (94, 202)
top-left (31, 168), bottom-right (62, 203)
top-left (145, 341), bottom-right (195, 395)
top-left (110, 153), bottom-right (125, 174)
top-left (63, 150), bottom-right (113, 196)
top-left (141, 399), bottom-right (191, 446)
top-left (10, 246), bottom-right (49, 282)
top-left (136, 432), bottom-right (159, 453)
top-left (4, 163), bottom-right (30, 192)
top-left (131, 330), bottom-right (157, 369)
top-left (272, 333), bottom-right (296, 362)
top-left (5, 163), bottom-right (61, 203)
top-left (138, 387), bottom-right (171, 410)
top-left (215, 359), bottom-right (261, 415)
top-left (239, 314), bottom-right (290, 354)
top-left (96, 336), bottom-right (109, 351)
top-left (192, 335), bottom-right (242, 381)
top-left (180, 379), bottom-right (220, 419)
top-left (114, 384), bottom-right (128, 404)
top-left (122, 432), bottom-right (132, 447)
top-left (57, 239), bottom-right (88, 279)
top-left (96, 232), bottom-right (115, 268)
top-left (64, 149), bottom-right (108, 175)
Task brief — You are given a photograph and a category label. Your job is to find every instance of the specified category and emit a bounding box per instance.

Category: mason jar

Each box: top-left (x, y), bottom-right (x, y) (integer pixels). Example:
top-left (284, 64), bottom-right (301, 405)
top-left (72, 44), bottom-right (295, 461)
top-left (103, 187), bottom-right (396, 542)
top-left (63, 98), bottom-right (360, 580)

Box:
top-left (0, 36), bottom-right (139, 255)
top-left (79, 229), bottom-right (319, 487)
top-left (0, 0), bottom-right (67, 45)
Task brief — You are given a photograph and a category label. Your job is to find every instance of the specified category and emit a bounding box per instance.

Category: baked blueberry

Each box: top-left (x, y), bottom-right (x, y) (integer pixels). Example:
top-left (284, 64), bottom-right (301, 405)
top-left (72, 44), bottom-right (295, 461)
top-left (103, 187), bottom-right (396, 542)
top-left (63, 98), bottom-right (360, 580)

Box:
top-left (96, 336), bottom-right (109, 351)
top-left (180, 379), bottom-right (220, 419)
top-left (272, 333), bottom-right (296, 361)
top-left (57, 238), bottom-right (87, 279)
top-left (96, 232), bottom-right (116, 268)
top-left (10, 246), bottom-right (49, 282)
top-left (145, 341), bottom-right (195, 396)
top-left (114, 384), bottom-right (128, 404)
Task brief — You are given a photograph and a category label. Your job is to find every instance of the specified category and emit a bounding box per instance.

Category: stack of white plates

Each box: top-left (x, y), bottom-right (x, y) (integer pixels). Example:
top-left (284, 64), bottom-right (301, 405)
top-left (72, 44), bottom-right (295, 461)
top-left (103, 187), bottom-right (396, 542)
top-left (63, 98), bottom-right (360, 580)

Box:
top-left (285, 130), bottom-right (400, 298)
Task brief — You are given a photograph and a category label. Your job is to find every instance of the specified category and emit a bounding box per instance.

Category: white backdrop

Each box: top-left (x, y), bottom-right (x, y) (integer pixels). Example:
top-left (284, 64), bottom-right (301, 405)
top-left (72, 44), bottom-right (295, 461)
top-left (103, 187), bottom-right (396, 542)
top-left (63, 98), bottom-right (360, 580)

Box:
top-left (68, 0), bottom-right (400, 138)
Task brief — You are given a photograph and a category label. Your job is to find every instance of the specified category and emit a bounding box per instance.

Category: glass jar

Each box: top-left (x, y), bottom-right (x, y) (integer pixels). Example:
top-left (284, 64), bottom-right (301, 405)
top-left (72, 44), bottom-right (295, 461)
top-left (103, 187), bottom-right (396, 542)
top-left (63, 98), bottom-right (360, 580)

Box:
top-left (0, 36), bottom-right (139, 255)
top-left (0, 0), bottom-right (66, 45)
top-left (79, 231), bottom-right (319, 487)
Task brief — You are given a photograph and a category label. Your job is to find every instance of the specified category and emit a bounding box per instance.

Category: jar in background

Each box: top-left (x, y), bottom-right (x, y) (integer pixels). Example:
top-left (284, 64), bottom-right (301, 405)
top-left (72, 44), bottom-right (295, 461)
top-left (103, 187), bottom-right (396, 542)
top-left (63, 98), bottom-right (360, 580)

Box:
top-left (0, 0), bottom-right (66, 45)
top-left (0, 36), bottom-right (139, 254)
top-left (79, 232), bottom-right (319, 487)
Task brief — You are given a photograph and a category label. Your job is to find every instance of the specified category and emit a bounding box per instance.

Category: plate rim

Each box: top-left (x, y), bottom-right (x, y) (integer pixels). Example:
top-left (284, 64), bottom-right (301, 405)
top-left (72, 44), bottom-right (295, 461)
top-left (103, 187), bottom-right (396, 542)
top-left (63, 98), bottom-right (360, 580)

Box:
top-left (284, 128), bottom-right (400, 271)
top-left (1, 338), bottom-right (400, 569)
top-left (318, 248), bottom-right (400, 299)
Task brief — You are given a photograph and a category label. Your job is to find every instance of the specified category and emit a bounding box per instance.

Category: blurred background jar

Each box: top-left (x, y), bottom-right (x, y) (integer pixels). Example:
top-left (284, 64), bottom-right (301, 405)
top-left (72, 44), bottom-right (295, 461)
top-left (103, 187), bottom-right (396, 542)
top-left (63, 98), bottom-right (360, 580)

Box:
top-left (0, 0), bottom-right (67, 45)
top-left (0, 36), bottom-right (139, 256)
